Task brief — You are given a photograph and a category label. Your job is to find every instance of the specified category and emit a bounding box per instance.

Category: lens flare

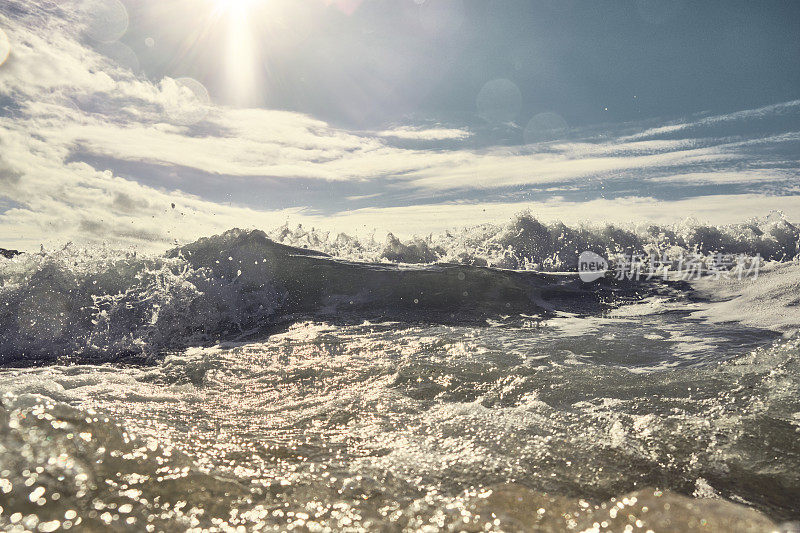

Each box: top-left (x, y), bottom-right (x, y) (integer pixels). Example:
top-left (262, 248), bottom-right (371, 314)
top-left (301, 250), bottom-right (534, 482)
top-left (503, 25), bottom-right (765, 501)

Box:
top-left (524, 112), bottom-right (568, 144)
top-left (0, 28), bottom-right (10, 67)
top-left (476, 78), bottom-right (522, 124)
top-left (164, 77), bottom-right (211, 125)
top-left (225, 10), bottom-right (258, 105)
top-left (85, 0), bottom-right (129, 43)
top-left (204, 0), bottom-right (261, 106)
top-left (95, 41), bottom-right (140, 73)
top-left (212, 0), bottom-right (259, 13)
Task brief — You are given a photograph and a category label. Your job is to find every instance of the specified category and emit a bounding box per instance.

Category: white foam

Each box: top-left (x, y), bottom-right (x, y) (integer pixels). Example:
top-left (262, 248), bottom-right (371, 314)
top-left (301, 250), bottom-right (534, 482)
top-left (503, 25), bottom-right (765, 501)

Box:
top-left (690, 261), bottom-right (800, 333)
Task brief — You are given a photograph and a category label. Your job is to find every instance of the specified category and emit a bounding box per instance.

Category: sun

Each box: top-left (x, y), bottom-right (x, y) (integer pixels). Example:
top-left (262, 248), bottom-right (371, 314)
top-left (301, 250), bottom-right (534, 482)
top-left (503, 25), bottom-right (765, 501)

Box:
top-left (212, 0), bottom-right (259, 13)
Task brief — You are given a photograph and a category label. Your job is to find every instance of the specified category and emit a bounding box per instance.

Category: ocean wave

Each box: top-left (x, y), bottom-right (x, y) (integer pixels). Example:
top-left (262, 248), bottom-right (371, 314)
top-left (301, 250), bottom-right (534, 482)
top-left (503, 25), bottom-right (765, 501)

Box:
top-left (268, 211), bottom-right (800, 270)
top-left (0, 242), bottom-right (285, 365)
top-left (1, 332), bottom-right (798, 530)
top-left (1, 213), bottom-right (797, 364)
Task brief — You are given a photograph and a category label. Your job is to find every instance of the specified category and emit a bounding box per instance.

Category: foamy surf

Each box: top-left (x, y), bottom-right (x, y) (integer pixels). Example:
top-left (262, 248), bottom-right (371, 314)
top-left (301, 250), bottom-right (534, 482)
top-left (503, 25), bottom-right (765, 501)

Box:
top-left (1, 214), bottom-right (799, 531)
top-left (2, 213), bottom-right (797, 363)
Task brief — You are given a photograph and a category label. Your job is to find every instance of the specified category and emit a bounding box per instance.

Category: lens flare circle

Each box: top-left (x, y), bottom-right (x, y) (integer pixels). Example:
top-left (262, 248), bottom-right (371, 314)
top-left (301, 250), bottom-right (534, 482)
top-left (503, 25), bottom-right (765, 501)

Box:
top-left (523, 112), bottom-right (568, 144)
top-left (476, 78), bottom-right (522, 124)
top-left (164, 77), bottom-right (212, 125)
top-left (95, 41), bottom-right (140, 74)
top-left (0, 29), bottom-right (10, 67)
top-left (85, 0), bottom-right (129, 43)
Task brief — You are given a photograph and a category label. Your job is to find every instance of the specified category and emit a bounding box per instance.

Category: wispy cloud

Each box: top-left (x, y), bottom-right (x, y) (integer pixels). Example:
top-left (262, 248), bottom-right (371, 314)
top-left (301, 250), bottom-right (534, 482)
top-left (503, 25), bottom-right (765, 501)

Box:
top-left (0, 0), bottom-right (798, 252)
top-left (376, 126), bottom-right (471, 141)
top-left (619, 100), bottom-right (800, 142)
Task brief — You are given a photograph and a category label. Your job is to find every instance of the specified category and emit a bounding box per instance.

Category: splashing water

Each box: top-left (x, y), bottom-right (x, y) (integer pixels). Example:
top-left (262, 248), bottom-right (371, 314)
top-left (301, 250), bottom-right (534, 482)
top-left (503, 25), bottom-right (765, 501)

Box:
top-left (1, 213), bottom-right (799, 531)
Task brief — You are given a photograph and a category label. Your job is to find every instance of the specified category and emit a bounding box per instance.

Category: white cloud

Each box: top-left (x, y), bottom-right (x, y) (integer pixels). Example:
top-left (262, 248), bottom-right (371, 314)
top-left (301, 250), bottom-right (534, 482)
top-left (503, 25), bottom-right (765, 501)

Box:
top-left (376, 126), bottom-right (471, 141)
top-left (0, 0), bottom-right (798, 252)
top-left (619, 100), bottom-right (800, 142)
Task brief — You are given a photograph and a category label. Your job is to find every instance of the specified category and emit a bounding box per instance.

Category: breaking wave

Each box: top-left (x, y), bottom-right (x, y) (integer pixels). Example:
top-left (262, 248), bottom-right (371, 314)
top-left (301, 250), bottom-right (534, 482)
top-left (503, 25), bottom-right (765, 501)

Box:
top-left (1, 212), bottom-right (798, 364)
top-left (268, 211), bottom-right (800, 269)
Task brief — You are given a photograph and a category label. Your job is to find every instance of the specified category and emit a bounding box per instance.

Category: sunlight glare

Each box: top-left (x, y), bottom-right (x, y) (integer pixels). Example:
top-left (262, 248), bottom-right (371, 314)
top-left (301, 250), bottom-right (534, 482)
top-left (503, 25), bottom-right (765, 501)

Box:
top-left (213, 0), bottom-right (259, 13)
top-left (225, 7), bottom-right (258, 105)
top-left (207, 0), bottom-right (262, 106)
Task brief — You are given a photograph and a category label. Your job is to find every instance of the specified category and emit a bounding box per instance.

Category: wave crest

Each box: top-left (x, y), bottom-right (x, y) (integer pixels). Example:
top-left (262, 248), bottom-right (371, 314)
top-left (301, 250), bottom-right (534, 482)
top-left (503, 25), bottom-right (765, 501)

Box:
top-left (1, 213), bottom-right (798, 364)
top-left (0, 240), bottom-right (285, 364)
top-left (270, 211), bottom-right (800, 270)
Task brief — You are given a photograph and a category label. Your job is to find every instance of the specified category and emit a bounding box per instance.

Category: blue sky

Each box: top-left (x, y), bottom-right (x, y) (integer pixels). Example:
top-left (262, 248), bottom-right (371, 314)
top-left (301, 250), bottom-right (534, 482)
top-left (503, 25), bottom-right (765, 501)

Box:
top-left (124, 0), bottom-right (800, 128)
top-left (0, 0), bottom-right (799, 250)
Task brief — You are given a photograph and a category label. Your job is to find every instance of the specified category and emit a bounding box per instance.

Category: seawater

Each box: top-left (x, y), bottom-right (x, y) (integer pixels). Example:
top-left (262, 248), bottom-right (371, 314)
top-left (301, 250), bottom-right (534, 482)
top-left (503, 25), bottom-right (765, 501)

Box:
top-left (1, 215), bottom-right (799, 531)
